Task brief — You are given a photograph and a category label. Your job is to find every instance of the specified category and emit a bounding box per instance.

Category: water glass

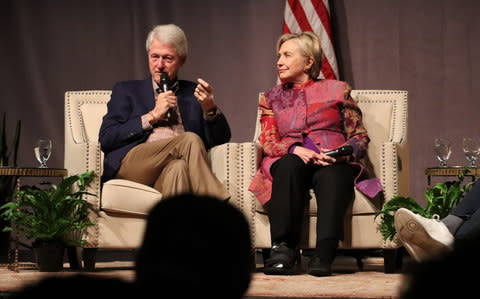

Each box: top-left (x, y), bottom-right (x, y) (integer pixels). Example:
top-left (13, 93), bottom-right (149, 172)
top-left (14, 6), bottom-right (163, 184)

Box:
top-left (34, 138), bottom-right (52, 168)
top-left (434, 138), bottom-right (452, 167)
top-left (462, 137), bottom-right (480, 167)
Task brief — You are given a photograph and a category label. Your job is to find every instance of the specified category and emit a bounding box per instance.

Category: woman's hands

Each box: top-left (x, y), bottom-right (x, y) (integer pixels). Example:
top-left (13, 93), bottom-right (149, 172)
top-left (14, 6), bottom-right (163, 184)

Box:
top-left (293, 146), bottom-right (349, 166)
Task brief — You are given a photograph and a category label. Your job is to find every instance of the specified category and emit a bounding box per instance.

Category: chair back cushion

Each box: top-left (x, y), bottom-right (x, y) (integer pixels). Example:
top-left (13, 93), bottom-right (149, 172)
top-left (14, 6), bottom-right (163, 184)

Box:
top-left (80, 104), bottom-right (107, 142)
top-left (351, 90), bottom-right (408, 180)
top-left (65, 90), bottom-right (111, 144)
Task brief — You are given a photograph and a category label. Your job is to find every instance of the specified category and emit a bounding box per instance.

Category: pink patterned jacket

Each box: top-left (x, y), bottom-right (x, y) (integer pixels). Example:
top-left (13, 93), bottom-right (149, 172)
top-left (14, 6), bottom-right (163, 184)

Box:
top-left (248, 79), bottom-right (373, 205)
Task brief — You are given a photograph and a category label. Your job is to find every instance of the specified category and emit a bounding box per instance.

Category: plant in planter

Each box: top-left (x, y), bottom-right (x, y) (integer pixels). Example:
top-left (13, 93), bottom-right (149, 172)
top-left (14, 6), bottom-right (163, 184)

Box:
top-left (0, 112), bottom-right (21, 255)
top-left (0, 171), bottom-right (95, 271)
top-left (375, 167), bottom-right (474, 242)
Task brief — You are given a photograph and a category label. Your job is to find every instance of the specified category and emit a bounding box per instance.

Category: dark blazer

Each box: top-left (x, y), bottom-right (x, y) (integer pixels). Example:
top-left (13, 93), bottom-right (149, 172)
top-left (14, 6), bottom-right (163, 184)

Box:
top-left (99, 77), bottom-right (231, 182)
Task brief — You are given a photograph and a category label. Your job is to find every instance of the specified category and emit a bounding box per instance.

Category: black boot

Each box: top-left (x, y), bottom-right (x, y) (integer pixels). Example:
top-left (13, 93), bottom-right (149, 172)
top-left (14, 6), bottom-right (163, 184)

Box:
top-left (307, 239), bottom-right (338, 277)
top-left (263, 242), bottom-right (299, 275)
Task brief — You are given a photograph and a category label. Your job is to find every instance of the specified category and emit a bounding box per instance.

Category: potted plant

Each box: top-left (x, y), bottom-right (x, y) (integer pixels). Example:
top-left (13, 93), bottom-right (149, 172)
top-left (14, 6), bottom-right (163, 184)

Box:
top-left (0, 171), bottom-right (95, 271)
top-left (375, 167), bottom-right (473, 242)
top-left (0, 112), bottom-right (21, 256)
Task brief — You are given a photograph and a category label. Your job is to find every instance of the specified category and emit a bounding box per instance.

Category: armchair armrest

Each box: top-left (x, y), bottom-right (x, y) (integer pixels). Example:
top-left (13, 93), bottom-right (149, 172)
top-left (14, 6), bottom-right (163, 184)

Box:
top-left (209, 142), bottom-right (262, 235)
top-left (65, 141), bottom-right (102, 210)
top-left (380, 141), bottom-right (399, 203)
top-left (379, 141), bottom-right (408, 204)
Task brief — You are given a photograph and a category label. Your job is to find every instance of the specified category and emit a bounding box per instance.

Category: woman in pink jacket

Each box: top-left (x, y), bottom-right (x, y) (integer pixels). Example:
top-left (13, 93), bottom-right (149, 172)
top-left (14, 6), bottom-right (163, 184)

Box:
top-left (249, 31), bottom-right (370, 276)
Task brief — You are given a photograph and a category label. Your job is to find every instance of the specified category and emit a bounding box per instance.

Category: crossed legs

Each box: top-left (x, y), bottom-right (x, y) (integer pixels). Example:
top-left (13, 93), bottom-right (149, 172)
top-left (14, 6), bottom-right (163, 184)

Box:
top-left (116, 132), bottom-right (229, 200)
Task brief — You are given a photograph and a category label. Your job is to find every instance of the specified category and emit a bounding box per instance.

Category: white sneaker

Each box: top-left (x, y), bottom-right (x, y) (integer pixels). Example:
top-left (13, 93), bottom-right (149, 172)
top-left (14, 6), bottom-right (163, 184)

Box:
top-left (394, 208), bottom-right (454, 261)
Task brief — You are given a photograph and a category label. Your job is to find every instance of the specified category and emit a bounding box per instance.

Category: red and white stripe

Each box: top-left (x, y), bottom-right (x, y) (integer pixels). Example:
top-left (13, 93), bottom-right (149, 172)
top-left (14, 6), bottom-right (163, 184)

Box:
top-left (282, 0), bottom-right (339, 80)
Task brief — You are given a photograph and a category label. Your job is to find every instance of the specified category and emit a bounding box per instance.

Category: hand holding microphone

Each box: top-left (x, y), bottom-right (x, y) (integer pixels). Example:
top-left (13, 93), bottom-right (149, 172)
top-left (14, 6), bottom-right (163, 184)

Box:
top-left (298, 145), bottom-right (353, 166)
top-left (160, 73), bottom-right (175, 122)
top-left (149, 73), bottom-right (176, 123)
top-left (323, 145), bottom-right (353, 158)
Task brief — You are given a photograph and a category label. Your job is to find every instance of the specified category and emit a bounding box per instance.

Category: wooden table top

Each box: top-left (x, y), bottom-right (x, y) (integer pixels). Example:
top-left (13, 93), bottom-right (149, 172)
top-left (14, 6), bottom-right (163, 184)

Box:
top-left (0, 167), bottom-right (67, 177)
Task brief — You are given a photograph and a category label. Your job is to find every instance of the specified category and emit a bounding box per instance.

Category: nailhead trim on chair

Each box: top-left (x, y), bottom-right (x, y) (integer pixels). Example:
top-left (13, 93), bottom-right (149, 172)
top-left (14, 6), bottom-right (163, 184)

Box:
top-left (66, 91), bottom-right (111, 144)
top-left (354, 90), bottom-right (408, 144)
top-left (380, 143), bottom-right (399, 201)
top-left (76, 99), bottom-right (111, 142)
top-left (237, 145), bottom-right (245, 214)
top-left (65, 92), bottom-right (74, 143)
top-left (247, 143), bottom-right (258, 246)
top-left (354, 90), bottom-right (408, 249)
top-left (226, 144), bottom-right (231, 201)
top-left (65, 90), bottom-right (111, 248)
top-left (86, 142), bottom-right (100, 248)
top-left (77, 96), bottom-right (110, 248)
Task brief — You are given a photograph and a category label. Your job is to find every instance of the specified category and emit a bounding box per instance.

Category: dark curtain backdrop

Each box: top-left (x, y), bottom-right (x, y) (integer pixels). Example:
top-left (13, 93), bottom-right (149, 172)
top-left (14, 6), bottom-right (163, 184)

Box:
top-left (1, 0), bottom-right (479, 205)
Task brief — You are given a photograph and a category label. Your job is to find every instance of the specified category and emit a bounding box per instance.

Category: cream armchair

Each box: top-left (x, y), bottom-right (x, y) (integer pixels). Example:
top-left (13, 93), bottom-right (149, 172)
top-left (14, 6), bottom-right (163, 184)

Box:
top-left (209, 90), bottom-right (409, 273)
top-left (65, 90), bottom-right (164, 270)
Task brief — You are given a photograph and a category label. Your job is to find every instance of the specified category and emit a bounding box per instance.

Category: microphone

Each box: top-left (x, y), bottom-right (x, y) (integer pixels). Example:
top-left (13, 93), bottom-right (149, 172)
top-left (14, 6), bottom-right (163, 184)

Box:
top-left (160, 72), bottom-right (172, 120)
top-left (323, 145), bottom-right (353, 158)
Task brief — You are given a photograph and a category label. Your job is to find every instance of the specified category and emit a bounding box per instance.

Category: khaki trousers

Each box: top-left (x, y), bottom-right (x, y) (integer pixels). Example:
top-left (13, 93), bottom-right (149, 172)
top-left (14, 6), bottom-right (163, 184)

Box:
top-left (116, 132), bottom-right (229, 200)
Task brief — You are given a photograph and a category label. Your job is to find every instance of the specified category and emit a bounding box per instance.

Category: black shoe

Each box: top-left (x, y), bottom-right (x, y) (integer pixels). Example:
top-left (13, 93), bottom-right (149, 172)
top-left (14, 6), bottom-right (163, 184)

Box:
top-left (263, 242), bottom-right (299, 275)
top-left (307, 255), bottom-right (332, 277)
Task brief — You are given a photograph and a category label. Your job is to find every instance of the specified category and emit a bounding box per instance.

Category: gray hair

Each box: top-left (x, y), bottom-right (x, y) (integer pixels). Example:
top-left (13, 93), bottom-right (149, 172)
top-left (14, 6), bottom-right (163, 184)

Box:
top-left (145, 24), bottom-right (188, 57)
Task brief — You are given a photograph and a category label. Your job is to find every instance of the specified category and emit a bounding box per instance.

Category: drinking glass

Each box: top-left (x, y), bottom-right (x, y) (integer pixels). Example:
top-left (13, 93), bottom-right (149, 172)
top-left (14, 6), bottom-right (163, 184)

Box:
top-left (462, 137), bottom-right (480, 167)
top-left (34, 138), bottom-right (52, 168)
top-left (434, 138), bottom-right (452, 167)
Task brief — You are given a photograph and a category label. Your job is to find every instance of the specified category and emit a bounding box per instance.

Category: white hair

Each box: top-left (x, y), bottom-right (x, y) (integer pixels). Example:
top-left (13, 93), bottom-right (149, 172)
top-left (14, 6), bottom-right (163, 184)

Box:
top-left (145, 24), bottom-right (188, 57)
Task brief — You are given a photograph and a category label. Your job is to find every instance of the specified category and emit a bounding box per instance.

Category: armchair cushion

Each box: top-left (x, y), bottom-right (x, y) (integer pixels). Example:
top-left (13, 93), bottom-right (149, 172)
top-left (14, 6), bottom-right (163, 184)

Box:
top-left (101, 179), bottom-right (162, 216)
top-left (255, 188), bottom-right (380, 216)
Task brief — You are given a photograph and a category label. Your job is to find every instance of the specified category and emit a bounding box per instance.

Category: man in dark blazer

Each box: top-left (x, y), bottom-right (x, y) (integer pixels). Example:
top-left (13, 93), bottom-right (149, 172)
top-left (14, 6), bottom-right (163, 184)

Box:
top-left (99, 24), bottom-right (230, 200)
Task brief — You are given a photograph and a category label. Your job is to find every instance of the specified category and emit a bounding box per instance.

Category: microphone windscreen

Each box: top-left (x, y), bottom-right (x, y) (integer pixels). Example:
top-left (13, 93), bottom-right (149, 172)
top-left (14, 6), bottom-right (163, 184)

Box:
top-left (160, 73), bottom-right (170, 91)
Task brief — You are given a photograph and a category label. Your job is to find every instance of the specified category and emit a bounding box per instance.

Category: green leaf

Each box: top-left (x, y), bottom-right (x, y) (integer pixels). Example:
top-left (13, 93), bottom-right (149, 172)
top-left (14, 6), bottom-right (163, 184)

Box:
top-left (376, 167), bottom-right (473, 242)
top-left (0, 171), bottom-right (96, 243)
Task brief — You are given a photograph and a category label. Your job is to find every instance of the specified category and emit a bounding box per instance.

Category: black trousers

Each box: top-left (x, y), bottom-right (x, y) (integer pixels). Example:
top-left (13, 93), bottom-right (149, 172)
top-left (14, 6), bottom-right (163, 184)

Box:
top-left (268, 154), bottom-right (356, 249)
top-left (452, 179), bottom-right (480, 238)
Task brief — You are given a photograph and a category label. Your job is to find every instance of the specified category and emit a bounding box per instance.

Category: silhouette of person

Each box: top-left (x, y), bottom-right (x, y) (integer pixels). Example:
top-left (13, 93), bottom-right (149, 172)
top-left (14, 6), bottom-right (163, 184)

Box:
top-left (135, 193), bottom-right (253, 298)
top-left (399, 229), bottom-right (480, 298)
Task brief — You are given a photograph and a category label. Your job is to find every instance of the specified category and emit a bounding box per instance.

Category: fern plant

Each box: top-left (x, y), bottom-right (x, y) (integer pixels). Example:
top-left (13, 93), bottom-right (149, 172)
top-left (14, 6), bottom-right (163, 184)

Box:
top-left (0, 171), bottom-right (96, 246)
top-left (375, 167), bottom-right (474, 241)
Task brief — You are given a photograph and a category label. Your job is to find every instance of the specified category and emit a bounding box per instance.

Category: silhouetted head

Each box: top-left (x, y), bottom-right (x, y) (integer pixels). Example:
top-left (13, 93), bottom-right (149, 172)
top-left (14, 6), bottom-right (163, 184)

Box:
top-left (135, 193), bottom-right (253, 298)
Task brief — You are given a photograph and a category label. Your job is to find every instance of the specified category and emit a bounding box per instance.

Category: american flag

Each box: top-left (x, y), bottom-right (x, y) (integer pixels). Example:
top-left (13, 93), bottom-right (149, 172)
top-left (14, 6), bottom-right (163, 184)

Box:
top-left (282, 0), bottom-right (339, 80)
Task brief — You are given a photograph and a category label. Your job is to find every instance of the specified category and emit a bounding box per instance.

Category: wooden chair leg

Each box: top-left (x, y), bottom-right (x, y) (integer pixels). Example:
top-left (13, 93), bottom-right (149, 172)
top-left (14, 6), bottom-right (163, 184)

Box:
top-left (355, 256), bottom-right (364, 270)
top-left (83, 248), bottom-right (97, 272)
top-left (66, 246), bottom-right (81, 270)
top-left (261, 248), bottom-right (270, 266)
top-left (383, 248), bottom-right (403, 273)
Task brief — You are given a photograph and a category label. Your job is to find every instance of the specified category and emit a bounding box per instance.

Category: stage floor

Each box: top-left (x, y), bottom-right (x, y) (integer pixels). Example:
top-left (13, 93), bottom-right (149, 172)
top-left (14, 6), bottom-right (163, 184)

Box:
top-left (0, 251), bottom-right (404, 298)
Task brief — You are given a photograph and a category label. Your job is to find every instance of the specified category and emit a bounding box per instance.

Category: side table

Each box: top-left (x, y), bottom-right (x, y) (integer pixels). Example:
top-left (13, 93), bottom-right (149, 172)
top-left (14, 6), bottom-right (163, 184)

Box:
top-left (0, 167), bottom-right (68, 272)
top-left (425, 166), bottom-right (479, 186)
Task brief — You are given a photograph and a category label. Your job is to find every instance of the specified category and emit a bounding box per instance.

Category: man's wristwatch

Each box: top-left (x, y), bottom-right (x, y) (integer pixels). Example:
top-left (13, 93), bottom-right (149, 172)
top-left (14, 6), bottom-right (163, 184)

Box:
top-left (204, 107), bottom-right (220, 120)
